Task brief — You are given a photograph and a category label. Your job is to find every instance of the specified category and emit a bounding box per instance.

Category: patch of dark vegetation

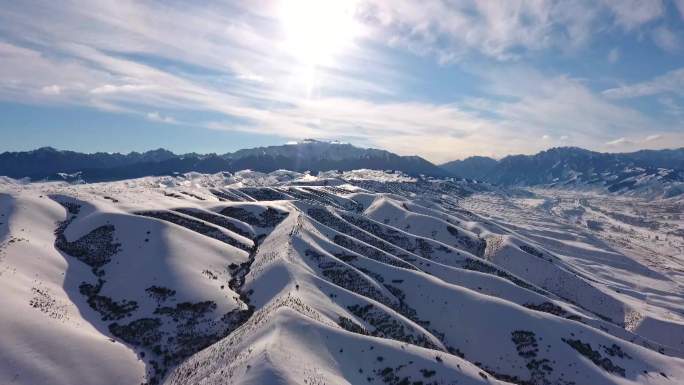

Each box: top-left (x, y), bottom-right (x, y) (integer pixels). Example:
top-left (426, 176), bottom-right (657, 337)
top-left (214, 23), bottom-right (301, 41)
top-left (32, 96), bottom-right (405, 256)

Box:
top-left (307, 245), bottom-right (463, 355)
top-left (178, 191), bottom-right (206, 200)
top-left (463, 259), bottom-right (547, 295)
top-left (603, 344), bottom-right (632, 360)
top-left (562, 338), bottom-right (626, 377)
top-left (209, 188), bottom-right (247, 202)
top-left (306, 249), bottom-right (392, 305)
top-left (511, 331), bottom-right (540, 359)
top-left (238, 187), bottom-right (292, 201)
top-left (309, 206), bottom-right (548, 300)
top-left (334, 252), bottom-right (358, 262)
top-left (519, 245), bottom-right (553, 262)
top-left (80, 280), bottom-right (138, 321)
top-left (307, 208), bottom-right (417, 265)
top-left (58, 201), bottom-right (81, 215)
top-left (347, 304), bottom-right (440, 350)
top-left (220, 206), bottom-right (288, 228)
top-left (134, 230), bottom-right (262, 385)
top-left (508, 330), bottom-right (557, 385)
top-left (301, 187), bottom-right (362, 211)
top-left (109, 318), bottom-right (163, 347)
top-left (154, 301), bottom-right (217, 322)
top-left (163, 192), bottom-right (184, 199)
top-left (333, 234), bottom-right (417, 270)
top-left (111, 301), bottom-right (252, 384)
top-left (348, 179), bottom-right (473, 201)
top-left (136, 210), bottom-right (251, 251)
top-left (586, 220), bottom-right (603, 231)
top-left (324, 185), bottom-right (356, 195)
top-left (146, 286), bottom-right (176, 306)
top-left (229, 234), bottom-right (265, 298)
top-left (372, 363), bottom-right (444, 385)
top-left (340, 213), bottom-right (451, 261)
top-left (337, 316), bottom-right (369, 335)
top-left (55, 218), bottom-right (121, 276)
top-left (50, 197), bottom-right (267, 385)
top-left (174, 208), bottom-right (253, 238)
top-left (29, 286), bottom-right (67, 320)
top-left (446, 225), bottom-right (486, 257)
top-left (523, 302), bottom-right (568, 317)
top-left (284, 187), bottom-right (358, 211)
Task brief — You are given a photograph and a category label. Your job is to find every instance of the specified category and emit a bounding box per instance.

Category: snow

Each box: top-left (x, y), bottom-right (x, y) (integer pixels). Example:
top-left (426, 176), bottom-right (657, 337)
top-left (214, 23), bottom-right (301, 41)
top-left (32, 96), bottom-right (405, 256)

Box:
top-left (1, 172), bottom-right (683, 385)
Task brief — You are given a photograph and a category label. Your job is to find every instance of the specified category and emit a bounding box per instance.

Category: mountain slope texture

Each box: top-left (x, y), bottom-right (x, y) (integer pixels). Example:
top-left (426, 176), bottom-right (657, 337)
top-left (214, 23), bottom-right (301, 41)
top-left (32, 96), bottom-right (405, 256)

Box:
top-left (1, 170), bottom-right (683, 385)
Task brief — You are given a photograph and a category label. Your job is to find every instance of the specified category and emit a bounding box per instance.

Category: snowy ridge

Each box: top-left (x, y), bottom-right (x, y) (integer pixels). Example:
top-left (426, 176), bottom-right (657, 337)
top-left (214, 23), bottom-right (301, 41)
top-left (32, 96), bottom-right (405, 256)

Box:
top-left (441, 147), bottom-right (684, 199)
top-left (0, 170), bottom-right (683, 385)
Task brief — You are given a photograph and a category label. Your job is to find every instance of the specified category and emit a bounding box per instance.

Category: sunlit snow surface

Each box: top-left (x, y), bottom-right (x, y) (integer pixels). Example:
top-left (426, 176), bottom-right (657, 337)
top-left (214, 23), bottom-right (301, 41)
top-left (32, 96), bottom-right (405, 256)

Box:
top-left (0, 170), bottom-right (683, 385)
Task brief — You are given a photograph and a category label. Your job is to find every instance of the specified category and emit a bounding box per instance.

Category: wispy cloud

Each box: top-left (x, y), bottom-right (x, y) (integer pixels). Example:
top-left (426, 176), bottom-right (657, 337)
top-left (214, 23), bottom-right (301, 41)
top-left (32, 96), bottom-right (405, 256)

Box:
top-left (652, 26), bottom-right (681, 53)
top-left (362, 0), bottom-right (670, 62)
top-left (603, 68), bottom-right (684, 98)
top-left (601, 0), bottom-right (664, 30)
top-left (146, 112), bottom-right (177, 124)
top-left (606, 137), bottom-right (631, 146)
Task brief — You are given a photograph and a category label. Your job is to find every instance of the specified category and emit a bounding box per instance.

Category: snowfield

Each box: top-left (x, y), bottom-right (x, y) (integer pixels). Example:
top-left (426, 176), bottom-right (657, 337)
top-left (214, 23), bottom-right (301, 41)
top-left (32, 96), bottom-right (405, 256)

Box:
top-left (0, 170), bottom-right (683, 385)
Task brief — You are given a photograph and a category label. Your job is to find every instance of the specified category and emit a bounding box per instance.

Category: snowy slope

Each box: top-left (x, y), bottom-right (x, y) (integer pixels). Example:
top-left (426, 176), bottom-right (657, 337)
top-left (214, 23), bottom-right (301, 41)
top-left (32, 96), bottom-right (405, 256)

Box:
top-left (1, 171), bottom-right (683, 385)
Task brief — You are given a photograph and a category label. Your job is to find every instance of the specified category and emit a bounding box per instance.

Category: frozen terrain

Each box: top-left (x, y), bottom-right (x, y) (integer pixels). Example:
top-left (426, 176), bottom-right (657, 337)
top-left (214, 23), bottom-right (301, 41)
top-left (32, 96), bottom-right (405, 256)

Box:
top-left (461, 190), bottom-right (684, 350)
top-left (0, 170), bottom-right (683, 385)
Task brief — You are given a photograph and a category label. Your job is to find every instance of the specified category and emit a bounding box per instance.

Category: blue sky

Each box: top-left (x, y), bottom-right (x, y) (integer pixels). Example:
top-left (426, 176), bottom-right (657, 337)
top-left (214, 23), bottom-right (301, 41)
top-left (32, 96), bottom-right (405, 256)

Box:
top-left (1, 0), bottom-right (683, 162)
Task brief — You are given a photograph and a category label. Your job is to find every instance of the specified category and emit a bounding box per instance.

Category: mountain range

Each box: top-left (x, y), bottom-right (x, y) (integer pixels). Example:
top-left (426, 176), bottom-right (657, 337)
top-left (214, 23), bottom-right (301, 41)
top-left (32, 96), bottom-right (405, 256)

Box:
top-left (0, 140), bottom-right (447, 181)
top-left (2, 143), bottom-right (684, 197)
top-left (441, 147), bottom-right (684, 197)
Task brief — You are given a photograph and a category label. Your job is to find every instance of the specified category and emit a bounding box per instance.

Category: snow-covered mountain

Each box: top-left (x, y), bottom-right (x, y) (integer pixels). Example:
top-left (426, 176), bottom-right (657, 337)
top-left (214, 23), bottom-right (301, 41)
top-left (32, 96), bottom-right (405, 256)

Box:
top-left (0, 140), bottom-right (447, 181)
top-left (441, 147), bottom-right (684, 198)
top-left (1, 170), bottom-right (683, 385)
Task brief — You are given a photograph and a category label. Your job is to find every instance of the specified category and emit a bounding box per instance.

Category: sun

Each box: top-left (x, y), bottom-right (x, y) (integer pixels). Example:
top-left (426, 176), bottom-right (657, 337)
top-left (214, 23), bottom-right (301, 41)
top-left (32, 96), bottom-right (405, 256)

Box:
top-left (279, 0), bottom-right (361, 68)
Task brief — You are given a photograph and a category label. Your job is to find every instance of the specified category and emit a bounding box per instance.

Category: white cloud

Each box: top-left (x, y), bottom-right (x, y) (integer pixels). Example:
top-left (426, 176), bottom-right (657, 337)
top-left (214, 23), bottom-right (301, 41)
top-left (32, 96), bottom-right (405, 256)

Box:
top-left (596, 133), bottom-right (684, 152)
top-left (91, 84), bottom-right (155, 94)
top-left (40, 85), bottom-right (62, 95)
top-left (361, 0), bottom-right (668, 62)
top-left (606, 137), bottom-right (631, 146)
top-left (601, 0), bottom-right (664, 30)
top-left (652, 26), bottom-right (681, 53)
top-left (146, 112), bottom-right (177, 124)
top-left (603, 67), bottom-right (684, 98)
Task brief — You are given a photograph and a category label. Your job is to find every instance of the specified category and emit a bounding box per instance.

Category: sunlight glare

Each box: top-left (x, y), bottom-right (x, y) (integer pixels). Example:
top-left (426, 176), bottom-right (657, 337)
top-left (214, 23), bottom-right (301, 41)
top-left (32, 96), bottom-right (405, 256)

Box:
top-left (279, 0), bottom-right (360, 68)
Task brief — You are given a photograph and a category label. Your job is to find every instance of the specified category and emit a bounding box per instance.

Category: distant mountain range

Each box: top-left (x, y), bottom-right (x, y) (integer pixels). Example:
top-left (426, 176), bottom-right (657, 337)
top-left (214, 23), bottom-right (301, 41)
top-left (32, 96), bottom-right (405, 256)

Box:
top-left (0, 140), bottom-right (448, 181)
top-left (441, 147), bottom-right (684, 197)
top-left (2, 143), bottom-right (683, 197)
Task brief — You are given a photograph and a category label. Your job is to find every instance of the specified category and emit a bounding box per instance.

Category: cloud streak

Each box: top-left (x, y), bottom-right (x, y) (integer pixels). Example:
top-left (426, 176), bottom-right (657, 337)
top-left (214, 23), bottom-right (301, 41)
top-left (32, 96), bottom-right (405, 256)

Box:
top-left (603, 68), bottom-right (684, 98)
